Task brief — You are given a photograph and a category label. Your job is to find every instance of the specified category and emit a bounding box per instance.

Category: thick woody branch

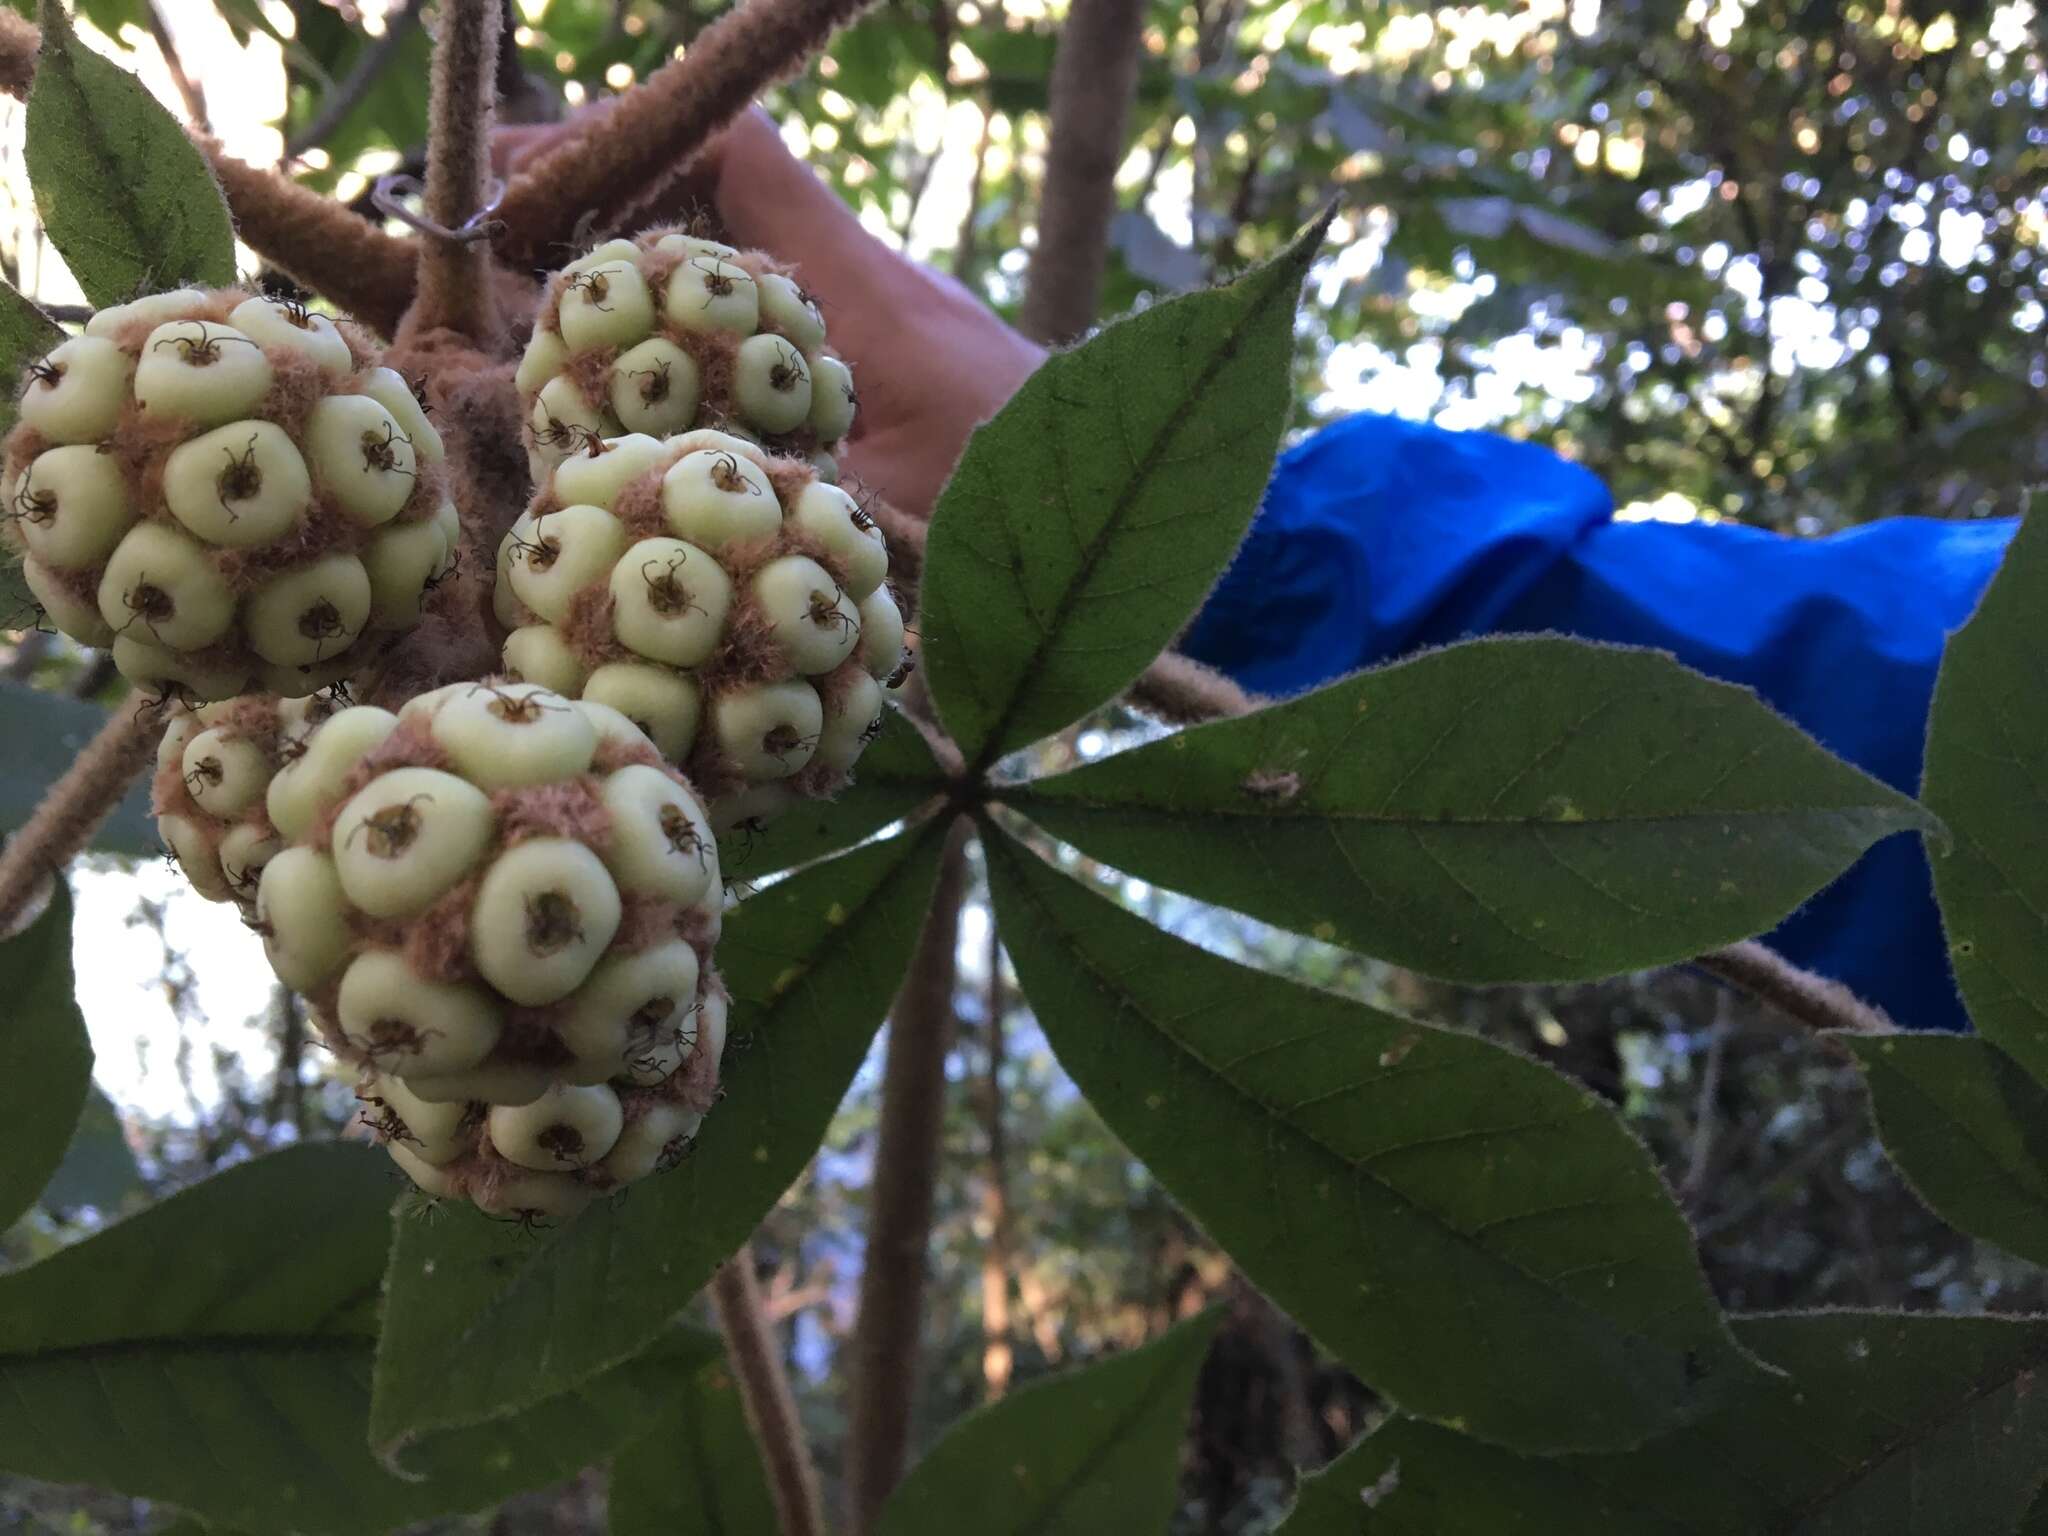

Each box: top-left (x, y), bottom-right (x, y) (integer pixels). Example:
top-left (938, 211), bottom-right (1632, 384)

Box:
top-left (0, 11), bottom-right (418, 337)
top-left (492, 0), bottom-right (881, 270)
top-left (0, 697), bottom-right (161, 936)
top-left (1693, 940), bottom-right (1894, 1036)
top-left (845, 818), bottom-right (971, 1534)
top-left (1016, 0), bottom-right (1147, 345)
top-left (709, 1247), bottom-right (826, 1536)
top-left (402, 0), bottom-right (504, 346)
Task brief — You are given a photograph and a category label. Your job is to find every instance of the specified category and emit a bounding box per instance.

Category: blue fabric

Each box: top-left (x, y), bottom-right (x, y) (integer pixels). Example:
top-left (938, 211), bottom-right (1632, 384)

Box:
top-left (1184, 412), bottom-right (2017, 1032)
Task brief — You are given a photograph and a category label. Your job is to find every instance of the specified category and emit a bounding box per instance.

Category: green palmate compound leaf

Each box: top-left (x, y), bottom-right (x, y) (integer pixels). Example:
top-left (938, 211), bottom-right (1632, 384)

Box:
top-left (0, 682), bottom-right (156, 855)
top-left (0, 1144), bottom-right (711, 1535)
top-left (609, 1359), bottom-right (779, 1536)
top-left (370, 820), bottom-right (950, 1453)
top-left (981, 831), bottom-right (1753, 1454)
top-left (0, 880), bottom-right (91, 1230)
top-left (874, 1310), bottom-right (1220, 1536)
top-left (721, 709), bottom-right (947, 881)
top-left (0, 274), bottom-right (63, 436)
top-left (1923, 502), bottom-right (2048, 1078)
top-left (1015, 636), bottom-right (1935, 985)
top-left (25, 0), bottom-right (236, 307)
top-left (1276, 1312), bottom-right (2048, 1535)
top-left (921, 208), bottom-right (1331, 771)
top-left (1847, 1033), bottom-right (2048, 1267)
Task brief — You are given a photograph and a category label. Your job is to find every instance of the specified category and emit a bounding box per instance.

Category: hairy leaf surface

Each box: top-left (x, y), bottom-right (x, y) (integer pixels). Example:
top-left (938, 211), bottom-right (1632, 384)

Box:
top-left (922, 212), bottom-right (1329, 769)
top-left (983, 831), bottom-right (1752, 1453)
top-left (1277, 1313), bottom-right (2048, 1534)
top-left (0, 881), bottom-right (90, 1229)
top-left (25, 0), bottom-right (236, 306)
top-left (610, 1359), bottom-right (779, 1536)
top-left (371, 821), bottom-right (950, 1450)
top-left (874, 1311), bottom-right (1219, 1535)
top-left (1017, 637), bottom-right (1932, 983)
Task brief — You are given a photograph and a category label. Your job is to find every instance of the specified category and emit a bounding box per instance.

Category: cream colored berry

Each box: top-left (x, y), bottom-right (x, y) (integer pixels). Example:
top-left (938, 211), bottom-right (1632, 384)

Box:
top-left (609, 338), bottom-right (701, 437)
top-left (12, 445), bottom-right (134, 569)
top-left (245, 554), bottom-right (372, 668)
top-left (558, 261), bottom-right (655, 352)
top-left (753, 556), bottom-right (861, 675)
top-left (859, 584), bottom-right (907, 681)
top-left (394, 683), bottom-right (470, 722)
top-left (217, 823), bottom-right (283, 899)
top-left (488, 1082), bottom-right (623, 1171)
top-left (134, 322), bottom-right (272, 427)
top-left (713, 680), bottom-right (823, 779)
top-left (504, 504), bottom-right (624, 624)
top-left (157, 709), bottom-right (201, 773)
top-left (97, 522), bottom-right (234, 651)
top-left (266, 704), bottom-right (399, 840)
top-left (182, 726), bottom-right (269, 817)
top-left (557, 940), bottom-right (702, 1085)
top-left (162, 420), bottom-right (312, 549)
top-left (732, 334), bottom-right (812, 435)
top-left (332, 766), bottom-right (494, 919)
top-left (160, 811), bottom-right (231, 901)
top-left (566, 238), bottom-right (645, 274)
top-left (430, 681), bottom-right (598, 789)
top-left (360, 1071), bottom-right (472, 1163)
top-left (597, 1102), bottom-right (701, 1185)
top-left (227, 296), bottom-right (354, 377)
top-left (469, 838), bottom-right (622, 1005)
top-left (515, 329), bottom-right (570, 397)
top-left (336, 950), bottom-right (499, 1074)
top-left (387, 1140), bottom-right (462, 1199)
top-left (660, 447), bottom-right (779, 549)
top-left (655, 232), bottom-right (738, 261)
top-left (22, 557), bottom-right (114, 647)
top-left (576, 698), bottom-right (660, 759)
top-left (305, 394), bottom-right (417, 527)
top-left (474, 1169), bottom-right (594, 1222)
top-left (501, 624), bottom-right (587, 695)
top-left (582, 662), bottom-right (700, 760)
top-left (552, 433), bottom-right (671, 511)
top-left (18, 336), bottom-right (131, 443)
top-left (791, 481), bottom-right (887, 600)
top-left (709, 781), bottom-right (796, 841)
top-left (359, 366), bottom-right (445, 465)
top-left (363, 517), bottom-right (450, 630)
top-left (600, 764), bottom-right (719, 904)
top-left (255, 846), bottom-right (352, 990)
top-left (809, 450), bottom-right (840, 485)
top-left (816, 671), bottom-right (885, 775)
top-left (758, 273), bottom-right (827, 352)
top-left (83, 288), bottom-right (207, 339)
top-left (493, 533), bottom-right (528, 630)
top-left (664, 256), bottom-right (760, 335)
top-left (610, 536), bottom-right (730, 667)
top-left (111, 636), bottom-right (250, 703)
top-left (698, 987), bottom-right (730, 1068)
top-left (808, 355), bottom-right (856, 442)
top-left (408, 1061), bottom-right (557, 1106)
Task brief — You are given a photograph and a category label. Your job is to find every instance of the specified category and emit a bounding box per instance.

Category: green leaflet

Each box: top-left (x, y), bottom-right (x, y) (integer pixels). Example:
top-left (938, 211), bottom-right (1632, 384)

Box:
top-left (0, 881), bottom-right (90, 1230)
top-left (922, 210), bottom-right (1329, 769)
top-left (609, 1358), bottom-right (780, 1536)
top-left (982, 830), bottom-right (1754, 1454)
top-left (1016, 635), bottom-right (1934, 986)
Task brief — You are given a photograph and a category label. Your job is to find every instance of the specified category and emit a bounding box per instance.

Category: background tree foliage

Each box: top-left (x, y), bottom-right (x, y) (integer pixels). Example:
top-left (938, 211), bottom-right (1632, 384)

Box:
top-left (0, 0), bottom-right (2042, 1532)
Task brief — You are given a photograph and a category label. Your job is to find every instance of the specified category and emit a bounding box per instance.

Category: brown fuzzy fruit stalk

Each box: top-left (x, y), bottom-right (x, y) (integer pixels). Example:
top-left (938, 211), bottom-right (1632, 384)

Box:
top-left (3, 289), bottom-right (459, 703)
top-left (152, 692), bottom-right (343, 910)
top-left (492, 428), bottom-right (907, 843)
top-left (252, 679), bottom-right (726, 1221)
top-left (516, 228), bottom-right (855, 487)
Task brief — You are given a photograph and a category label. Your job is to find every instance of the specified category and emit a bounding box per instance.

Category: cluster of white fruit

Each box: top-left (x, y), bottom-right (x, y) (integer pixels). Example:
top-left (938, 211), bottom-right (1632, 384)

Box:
top-left (252, 680), bottom-right (726, 1220)
top-left (516, 229), bottom-right (855, 487)
top-left (3, 288), bottom-right (456, 703)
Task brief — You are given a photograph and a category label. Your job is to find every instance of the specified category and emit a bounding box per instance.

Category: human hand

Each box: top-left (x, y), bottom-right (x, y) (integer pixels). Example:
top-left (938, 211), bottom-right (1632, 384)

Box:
top-left (496, 108), bottom-right (1045, 522)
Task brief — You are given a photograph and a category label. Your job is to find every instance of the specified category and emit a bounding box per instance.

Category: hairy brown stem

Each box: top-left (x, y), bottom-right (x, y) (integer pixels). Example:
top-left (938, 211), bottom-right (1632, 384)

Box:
top-left (845, 818), bottom-right (971, 1534)
top-left (403, 0), bottom-right (504, 347)
top-left (1693, 939), bottom-right (1893, 1036)
top-left (492, 0), bottom-right (882, 269)
top-left (1127, 650), bottom-right (1257, 725)
top-left (0, 697), bottom-right (161, 936)
top-left (1016, 0), bottom-right (1147, 345)
top-left (709, 1246), bottom-right (826, 1536)
top-left (0, 10), bottom-right (36, 97)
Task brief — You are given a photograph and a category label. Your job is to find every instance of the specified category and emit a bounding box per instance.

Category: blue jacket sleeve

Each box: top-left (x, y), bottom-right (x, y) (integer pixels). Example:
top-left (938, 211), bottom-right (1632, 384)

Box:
top-left (1181, 412), bottom-right (2017, 1033)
